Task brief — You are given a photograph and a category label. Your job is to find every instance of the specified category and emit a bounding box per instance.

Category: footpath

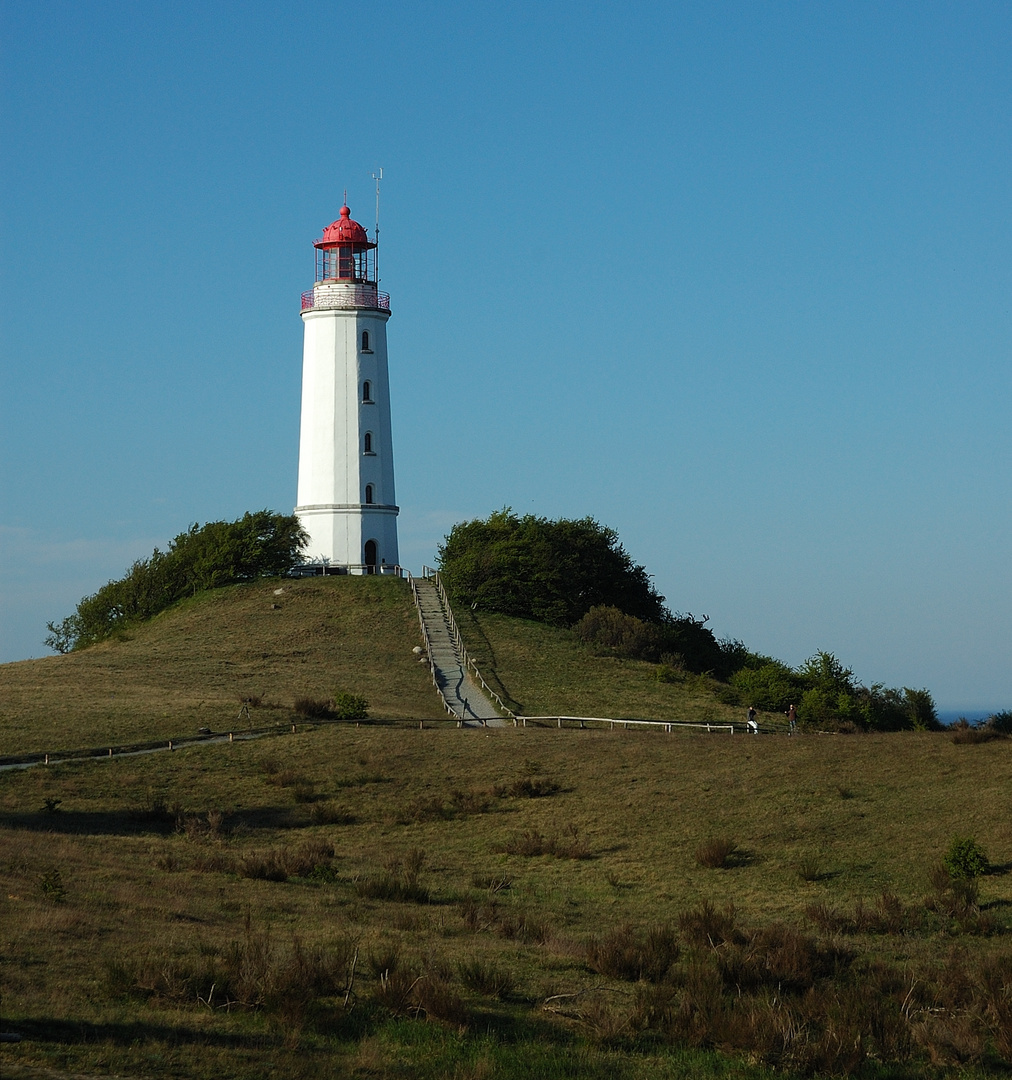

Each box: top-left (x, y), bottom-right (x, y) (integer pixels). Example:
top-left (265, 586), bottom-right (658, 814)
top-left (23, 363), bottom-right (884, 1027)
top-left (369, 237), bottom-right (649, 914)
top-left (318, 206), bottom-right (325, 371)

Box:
top-left (412, 578), bottom-right (506, 726)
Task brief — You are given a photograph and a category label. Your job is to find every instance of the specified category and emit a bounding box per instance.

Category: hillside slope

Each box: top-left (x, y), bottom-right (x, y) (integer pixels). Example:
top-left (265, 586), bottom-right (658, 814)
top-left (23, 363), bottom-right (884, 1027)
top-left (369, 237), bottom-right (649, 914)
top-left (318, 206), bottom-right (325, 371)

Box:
top-left (0, 576), bottom-right (442, 756)
top-left (456, 607), bottom-right (746, 726)
top-left (2, 577), bottom-right (750, 759)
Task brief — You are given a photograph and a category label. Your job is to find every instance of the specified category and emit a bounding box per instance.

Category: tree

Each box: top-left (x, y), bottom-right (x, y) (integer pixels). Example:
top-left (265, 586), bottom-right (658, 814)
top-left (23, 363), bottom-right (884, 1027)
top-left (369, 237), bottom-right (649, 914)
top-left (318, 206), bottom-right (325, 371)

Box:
top-left (437, 509), bottom-right (666, 627)
top-left (46, 510), bottom-right (307, 651)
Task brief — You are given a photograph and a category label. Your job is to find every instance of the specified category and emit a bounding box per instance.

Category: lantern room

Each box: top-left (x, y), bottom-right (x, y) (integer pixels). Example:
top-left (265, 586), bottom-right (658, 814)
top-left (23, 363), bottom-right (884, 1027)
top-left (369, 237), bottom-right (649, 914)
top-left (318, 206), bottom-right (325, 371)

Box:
top-left (314, 205), bottom-right (377, 284)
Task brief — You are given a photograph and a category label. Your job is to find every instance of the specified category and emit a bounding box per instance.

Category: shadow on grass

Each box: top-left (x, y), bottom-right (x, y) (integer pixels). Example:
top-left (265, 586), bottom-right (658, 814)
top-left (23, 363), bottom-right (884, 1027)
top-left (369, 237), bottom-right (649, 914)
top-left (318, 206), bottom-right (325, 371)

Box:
top-left (0, 809), bottom-right (178, 836)
top-left (9, 1016), bottom-right (263, 1049)
top-left (726, 847), bottom-right (757, 869)
top-left (0, 804), bottom-right (346, 837)
top-left (11, 1002), bottom-right (572, 1055)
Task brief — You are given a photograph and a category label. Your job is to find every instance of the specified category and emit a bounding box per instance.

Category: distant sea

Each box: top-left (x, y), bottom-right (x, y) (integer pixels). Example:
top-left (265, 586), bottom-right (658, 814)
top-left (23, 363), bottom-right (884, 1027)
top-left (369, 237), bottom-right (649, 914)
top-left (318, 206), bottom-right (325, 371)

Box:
top-left (936, 709), bottom-right (998, 726)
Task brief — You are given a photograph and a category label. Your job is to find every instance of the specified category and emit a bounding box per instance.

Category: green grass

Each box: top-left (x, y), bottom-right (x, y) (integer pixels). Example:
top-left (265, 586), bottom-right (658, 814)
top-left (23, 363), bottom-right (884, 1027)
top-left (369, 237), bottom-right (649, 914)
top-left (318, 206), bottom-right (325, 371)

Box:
top-left (2, 582), bottom-right (1011, 1078)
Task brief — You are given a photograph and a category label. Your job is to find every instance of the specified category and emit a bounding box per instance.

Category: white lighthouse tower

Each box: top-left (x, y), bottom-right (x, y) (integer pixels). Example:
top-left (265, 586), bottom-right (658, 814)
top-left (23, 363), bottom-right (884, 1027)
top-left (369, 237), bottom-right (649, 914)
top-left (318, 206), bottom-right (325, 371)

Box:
top-left (295, 203), bottom-right (399, 572)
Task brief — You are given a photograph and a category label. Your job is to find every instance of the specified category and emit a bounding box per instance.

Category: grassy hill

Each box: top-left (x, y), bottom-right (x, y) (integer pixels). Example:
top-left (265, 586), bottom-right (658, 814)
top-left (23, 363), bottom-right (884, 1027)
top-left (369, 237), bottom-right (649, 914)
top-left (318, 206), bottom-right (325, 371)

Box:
top-left (0, 577), bottom-right (444, 756)
top-left (0, 577), bottom-right (748, 759)
top-left (1, 579), bottom-right (1010, 1080)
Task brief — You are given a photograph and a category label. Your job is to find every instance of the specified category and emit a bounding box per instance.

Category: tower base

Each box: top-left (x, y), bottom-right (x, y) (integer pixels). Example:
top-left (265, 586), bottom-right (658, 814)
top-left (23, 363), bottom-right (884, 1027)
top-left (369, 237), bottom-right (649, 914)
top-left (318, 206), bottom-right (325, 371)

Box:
top-left (294, 503), bottom-right (399, 573)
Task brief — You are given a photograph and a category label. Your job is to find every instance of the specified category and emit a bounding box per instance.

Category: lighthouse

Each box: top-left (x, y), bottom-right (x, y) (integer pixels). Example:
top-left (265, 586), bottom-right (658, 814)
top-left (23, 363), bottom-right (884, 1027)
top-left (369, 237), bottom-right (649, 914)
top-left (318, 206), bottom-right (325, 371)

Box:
top-left (294, 203), bottom-right (399, 572)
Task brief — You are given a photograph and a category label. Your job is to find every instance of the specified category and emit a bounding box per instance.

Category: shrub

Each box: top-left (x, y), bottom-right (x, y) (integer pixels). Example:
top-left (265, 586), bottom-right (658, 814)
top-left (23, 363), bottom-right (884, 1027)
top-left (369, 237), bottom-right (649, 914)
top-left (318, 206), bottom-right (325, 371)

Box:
top-left (309, 802), bottom-right (354, 826)
top-left (331, 692), bottom-right (369, 721)
top-left (104, 914), bottom-right (356, 1022)
top-left (471, 872), bottom-right (511, 893)
top-left (729, 662), bottom-right (799, 712)
top-left (438, 509), bottom-right (667, 626)
top-left (575, 605), bottom-right (663, 660)
top-left (951, 718), bottom-right (1001, 744)
top-left (47, 510), bottom-right (307, 650)
top-left (414, 975), bottom-right (470, 1026)
top-left (805, 902), bottom-right (852, 935)
top-left (989, 708), bottom-right (1012, 734)
top-left (715, 923), bottom-right (852, 993)
top-left (944, 837), bottom-right (989, 879)
top-left (239, 840), bottom-right (334, 882)
top-left (796, 858), bottom-right (824, 882)
top-left (498, 776), bottom-right (561, 799)
top-left (493, 909), bottom-right (552, 944)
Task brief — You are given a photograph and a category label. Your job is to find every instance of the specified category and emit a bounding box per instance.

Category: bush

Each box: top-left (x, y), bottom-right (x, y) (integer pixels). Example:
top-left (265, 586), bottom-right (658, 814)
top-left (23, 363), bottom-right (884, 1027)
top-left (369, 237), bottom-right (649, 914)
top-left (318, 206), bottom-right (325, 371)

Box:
top-left (575, 605), bottom-right (663, 660)
top-left (437, 509), bottom-right (666, 626)
top-left (39, 869), bottom-right (67, 903)
top-left (730, 662), bottom-right (800, 712)
top-left (944, 837), bottom-right (989, 879)
top-left (678, 900), bottom-right (738, 947)
top-left (47, 510), bottom-right (307, 651)
top-left (989, 709), bottom-right (1012, 734)
top-left (497, 776), bottom-right (561, 799)
top-left (331, 692), bottom-right (369, 721)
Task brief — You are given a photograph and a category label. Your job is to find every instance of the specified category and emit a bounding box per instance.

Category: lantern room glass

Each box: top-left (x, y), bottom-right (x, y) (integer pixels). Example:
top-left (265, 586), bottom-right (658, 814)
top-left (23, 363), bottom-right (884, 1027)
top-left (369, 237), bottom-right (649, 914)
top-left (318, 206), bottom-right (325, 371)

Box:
top-left (316, 245), bottom-right (376, 284)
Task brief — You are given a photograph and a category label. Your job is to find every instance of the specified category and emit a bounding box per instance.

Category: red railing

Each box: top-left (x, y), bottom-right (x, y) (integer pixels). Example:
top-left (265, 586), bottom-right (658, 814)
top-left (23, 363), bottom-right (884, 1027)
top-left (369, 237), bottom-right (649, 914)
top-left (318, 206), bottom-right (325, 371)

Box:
top-left (301, 289), bottom-right (390, 312)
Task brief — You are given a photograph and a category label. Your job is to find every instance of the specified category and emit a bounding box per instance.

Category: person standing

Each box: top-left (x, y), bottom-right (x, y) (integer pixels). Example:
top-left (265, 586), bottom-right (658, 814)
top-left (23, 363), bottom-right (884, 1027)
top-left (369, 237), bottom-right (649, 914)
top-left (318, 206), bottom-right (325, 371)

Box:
top-left (747, 705), bottom-right (758, 734)
top-left (787, 703), bottom-right (797, 735)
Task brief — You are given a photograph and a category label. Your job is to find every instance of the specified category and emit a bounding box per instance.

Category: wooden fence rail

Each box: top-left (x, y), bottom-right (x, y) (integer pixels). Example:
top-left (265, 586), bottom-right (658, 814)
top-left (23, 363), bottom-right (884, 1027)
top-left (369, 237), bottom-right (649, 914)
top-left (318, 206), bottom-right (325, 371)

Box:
top-left (516, 716), bottom-right (738, 733)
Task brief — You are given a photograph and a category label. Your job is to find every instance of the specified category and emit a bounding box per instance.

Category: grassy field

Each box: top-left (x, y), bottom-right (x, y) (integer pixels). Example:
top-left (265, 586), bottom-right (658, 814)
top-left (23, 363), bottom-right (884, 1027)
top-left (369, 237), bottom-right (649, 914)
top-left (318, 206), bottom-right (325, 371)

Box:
top-left (1, 583), bottom-right (1011, 1079)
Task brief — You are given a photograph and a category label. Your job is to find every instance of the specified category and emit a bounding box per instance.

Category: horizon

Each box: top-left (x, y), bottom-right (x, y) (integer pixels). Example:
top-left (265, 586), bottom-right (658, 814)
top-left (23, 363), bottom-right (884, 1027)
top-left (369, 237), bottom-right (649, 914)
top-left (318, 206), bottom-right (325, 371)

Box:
top-left (2, 2), bottom-right (1010, 714)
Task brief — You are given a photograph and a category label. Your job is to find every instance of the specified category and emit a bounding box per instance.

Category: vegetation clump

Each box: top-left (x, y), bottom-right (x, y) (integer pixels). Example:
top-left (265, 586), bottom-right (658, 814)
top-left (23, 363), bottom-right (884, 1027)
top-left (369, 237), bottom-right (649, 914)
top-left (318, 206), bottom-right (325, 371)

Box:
top-left (46, 510), bottom-right (307, 651)
top-left (694, 836), bottom-right (738, 869)
top-left (944, 837), bottom-right (990, 880)
top-left (292, 693), bottom-right (369, 722)
top-left (438, 508), bottom-right (667, 626)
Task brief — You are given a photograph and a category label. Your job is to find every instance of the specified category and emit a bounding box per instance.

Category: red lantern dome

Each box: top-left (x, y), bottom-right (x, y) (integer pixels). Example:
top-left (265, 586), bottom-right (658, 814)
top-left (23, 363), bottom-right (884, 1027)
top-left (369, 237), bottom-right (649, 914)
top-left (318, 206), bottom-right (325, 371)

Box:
top-left (315, 205), bottom-right (375, 250)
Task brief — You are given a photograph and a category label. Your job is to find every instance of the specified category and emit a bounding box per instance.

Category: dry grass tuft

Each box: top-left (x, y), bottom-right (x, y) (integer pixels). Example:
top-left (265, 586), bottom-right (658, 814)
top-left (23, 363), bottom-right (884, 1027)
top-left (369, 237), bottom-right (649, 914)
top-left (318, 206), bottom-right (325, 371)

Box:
top-left (501, 824), bottom-right (591, 860)
top-left (694, 835), bottom-right (737, 869)
top-left (586, 923), bottom-right (680, 983)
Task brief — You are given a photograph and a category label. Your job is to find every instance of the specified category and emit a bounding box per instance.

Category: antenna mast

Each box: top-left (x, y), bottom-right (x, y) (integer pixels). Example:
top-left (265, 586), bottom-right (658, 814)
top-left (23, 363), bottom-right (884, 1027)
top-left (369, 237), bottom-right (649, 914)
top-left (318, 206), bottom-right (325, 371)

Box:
top-left (372, 167), bottom-right (383, 282)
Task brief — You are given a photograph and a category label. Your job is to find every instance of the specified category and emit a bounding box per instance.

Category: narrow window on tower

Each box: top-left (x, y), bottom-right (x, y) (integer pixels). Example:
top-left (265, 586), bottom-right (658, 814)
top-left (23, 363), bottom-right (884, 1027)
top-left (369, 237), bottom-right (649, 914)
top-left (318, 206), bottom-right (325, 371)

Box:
top-left (365, 484), bottom-right (374, 504)
top-left (363, 432), bottom-right (374, 454)
top-left (362, 380), bottom-right (372, 403)
top-left (361, 330), bottom-right (371, 352)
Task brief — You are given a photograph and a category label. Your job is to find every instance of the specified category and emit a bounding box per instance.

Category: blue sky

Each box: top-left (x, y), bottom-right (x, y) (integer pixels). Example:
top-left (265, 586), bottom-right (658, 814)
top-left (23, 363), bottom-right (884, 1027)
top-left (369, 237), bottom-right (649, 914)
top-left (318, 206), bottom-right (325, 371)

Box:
top-left (2, 1), bottom-right (1009, 712)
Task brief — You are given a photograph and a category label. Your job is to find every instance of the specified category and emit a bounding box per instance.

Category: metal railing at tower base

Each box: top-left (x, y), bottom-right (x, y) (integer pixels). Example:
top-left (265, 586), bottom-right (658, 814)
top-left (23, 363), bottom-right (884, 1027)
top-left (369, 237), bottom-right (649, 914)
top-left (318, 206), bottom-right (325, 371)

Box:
top-left (420, 567), bottom-right (516, 723)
